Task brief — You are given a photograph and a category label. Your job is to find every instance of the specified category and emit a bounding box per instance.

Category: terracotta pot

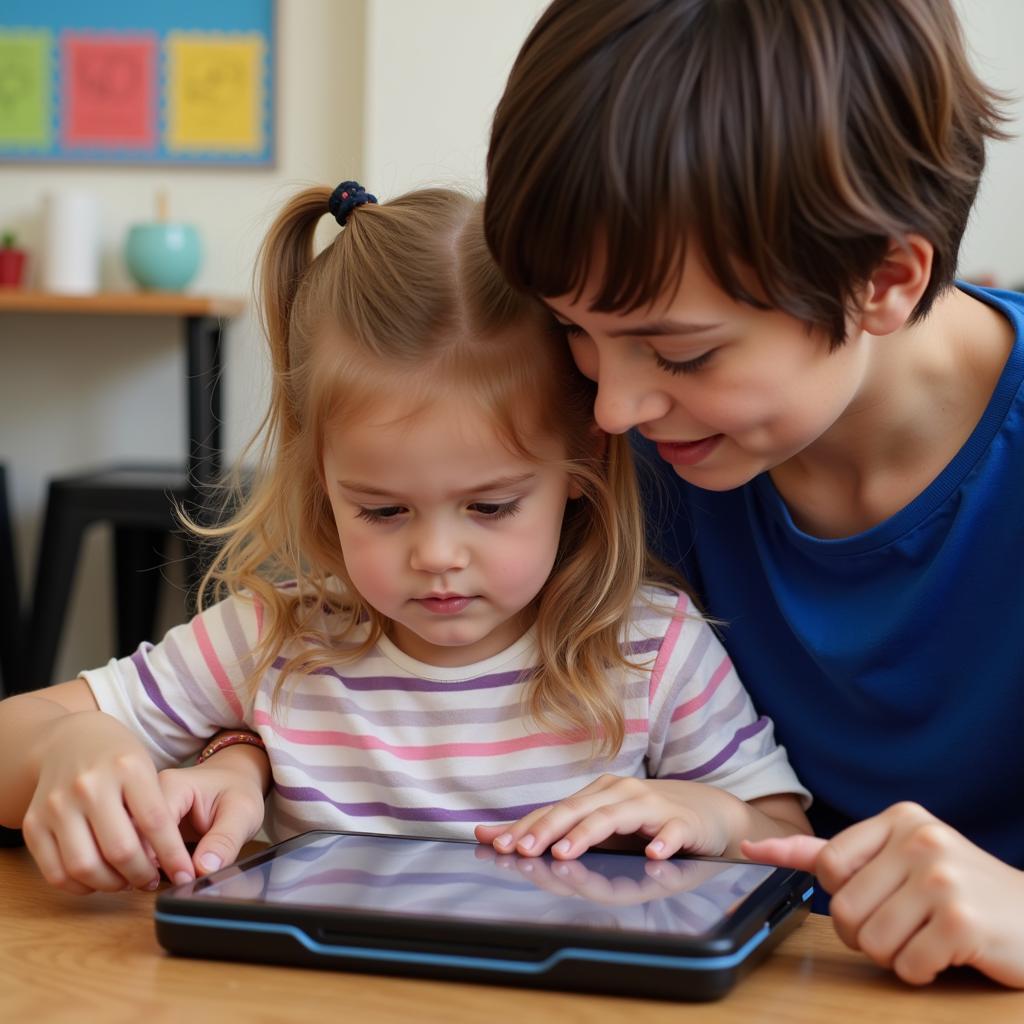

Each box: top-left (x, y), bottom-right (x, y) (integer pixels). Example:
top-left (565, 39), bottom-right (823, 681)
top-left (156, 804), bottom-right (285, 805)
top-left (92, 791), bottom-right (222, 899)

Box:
top-left (0, 249), bottom-right (26, 288)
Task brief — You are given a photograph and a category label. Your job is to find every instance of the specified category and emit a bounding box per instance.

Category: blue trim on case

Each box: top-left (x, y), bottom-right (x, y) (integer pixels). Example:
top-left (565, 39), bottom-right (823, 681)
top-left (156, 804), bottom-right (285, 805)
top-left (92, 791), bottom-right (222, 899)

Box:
top-left (802, 886), bottom-right (815, 903)
top-left (155, 911), bottom-right (775, 974)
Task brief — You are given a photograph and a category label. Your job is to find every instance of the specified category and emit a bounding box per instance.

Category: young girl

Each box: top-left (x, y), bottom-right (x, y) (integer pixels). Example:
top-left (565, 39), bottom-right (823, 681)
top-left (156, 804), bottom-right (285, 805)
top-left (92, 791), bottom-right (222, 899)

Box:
top-left (0, 182), bottom-right (810, 895)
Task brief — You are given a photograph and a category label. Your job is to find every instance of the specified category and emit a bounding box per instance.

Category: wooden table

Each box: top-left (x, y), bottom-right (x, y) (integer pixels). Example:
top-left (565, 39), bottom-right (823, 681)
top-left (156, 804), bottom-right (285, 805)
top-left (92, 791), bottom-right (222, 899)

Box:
top-left (2, 848), bottom-right (1022, 1023)
top-left (0, 290), bottom-right (246, 489)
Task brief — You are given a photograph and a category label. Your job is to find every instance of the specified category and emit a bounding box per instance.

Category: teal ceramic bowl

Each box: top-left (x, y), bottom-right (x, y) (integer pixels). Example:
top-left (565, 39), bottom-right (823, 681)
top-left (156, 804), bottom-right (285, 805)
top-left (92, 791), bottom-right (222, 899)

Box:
top-left (124, 223), bottom-right (202, 291)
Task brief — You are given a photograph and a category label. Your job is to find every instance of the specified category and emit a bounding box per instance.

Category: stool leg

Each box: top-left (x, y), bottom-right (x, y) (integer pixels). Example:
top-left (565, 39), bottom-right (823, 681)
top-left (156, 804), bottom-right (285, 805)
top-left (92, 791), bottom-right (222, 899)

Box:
top-left (26, 485), bottom-right (86, 691)
top-left (114, 527), bottom-right (166, 657)
top-left (0, 466), bottom-right (22, 698)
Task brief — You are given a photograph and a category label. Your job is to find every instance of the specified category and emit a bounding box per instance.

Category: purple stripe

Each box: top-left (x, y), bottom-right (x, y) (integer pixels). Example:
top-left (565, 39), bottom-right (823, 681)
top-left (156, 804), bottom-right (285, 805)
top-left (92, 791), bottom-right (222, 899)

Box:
top-left (277, 784), bottom-right (543, 823)
top-left (623, 637), bottom-right (662, 656)
top-left (663, 717), bottom-right (770, 781)
top-left (272, 660), bottom-right (537, 692)
top-left (130, 647), bottom-right (197, 737)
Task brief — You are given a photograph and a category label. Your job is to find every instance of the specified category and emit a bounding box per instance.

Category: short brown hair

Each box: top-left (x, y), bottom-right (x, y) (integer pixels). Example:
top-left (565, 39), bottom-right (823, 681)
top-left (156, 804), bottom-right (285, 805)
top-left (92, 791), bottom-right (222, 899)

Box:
top-left (486, 0), bottom-right (1008, 342)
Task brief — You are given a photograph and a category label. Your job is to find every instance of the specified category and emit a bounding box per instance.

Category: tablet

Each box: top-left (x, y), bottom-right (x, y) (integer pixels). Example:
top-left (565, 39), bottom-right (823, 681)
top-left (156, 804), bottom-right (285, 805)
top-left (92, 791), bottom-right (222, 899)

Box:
top-left (156, 829), bottom-right (814, 1001)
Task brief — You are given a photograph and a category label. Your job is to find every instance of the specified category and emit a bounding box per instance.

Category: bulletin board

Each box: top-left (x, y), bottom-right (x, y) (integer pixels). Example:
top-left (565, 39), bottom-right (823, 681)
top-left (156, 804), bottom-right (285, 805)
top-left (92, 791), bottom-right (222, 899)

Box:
top-left (0, 0), bottom-right (274, 165)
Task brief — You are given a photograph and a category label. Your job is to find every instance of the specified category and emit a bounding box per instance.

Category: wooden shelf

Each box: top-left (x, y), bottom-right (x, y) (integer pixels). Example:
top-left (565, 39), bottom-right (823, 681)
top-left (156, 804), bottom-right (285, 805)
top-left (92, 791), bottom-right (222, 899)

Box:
top-left (0, 290), bottom-right (245, 318)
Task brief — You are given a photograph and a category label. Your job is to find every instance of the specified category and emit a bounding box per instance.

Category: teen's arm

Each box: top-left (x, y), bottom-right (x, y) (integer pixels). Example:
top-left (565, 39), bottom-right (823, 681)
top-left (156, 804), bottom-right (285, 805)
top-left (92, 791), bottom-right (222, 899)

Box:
top-left (0, 679), bottom-right (196, 891)
top-left (744, 802), bottom-right (1024, 988)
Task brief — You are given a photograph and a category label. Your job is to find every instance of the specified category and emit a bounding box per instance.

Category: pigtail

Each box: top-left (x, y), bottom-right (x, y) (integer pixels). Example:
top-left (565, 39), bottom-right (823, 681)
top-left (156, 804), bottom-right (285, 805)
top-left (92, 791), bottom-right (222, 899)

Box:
top-left (257, 187), bottom-right (334, 436)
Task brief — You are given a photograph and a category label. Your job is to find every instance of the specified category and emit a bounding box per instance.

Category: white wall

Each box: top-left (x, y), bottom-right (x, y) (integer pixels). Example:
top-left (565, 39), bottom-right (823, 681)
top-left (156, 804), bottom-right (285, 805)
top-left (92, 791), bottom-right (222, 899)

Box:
top-left (956, 0), bottom-right (1024, 286)
top-left (0, 0), bottom-right (364, 683)
top-left (364, 0), bottom-right (550, 198)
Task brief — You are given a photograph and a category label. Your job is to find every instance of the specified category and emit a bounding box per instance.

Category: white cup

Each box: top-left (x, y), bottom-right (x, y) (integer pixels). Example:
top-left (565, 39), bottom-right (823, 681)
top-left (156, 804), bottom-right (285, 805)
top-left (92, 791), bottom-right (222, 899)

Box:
top-left (42, 191), bottom-right (101, 294)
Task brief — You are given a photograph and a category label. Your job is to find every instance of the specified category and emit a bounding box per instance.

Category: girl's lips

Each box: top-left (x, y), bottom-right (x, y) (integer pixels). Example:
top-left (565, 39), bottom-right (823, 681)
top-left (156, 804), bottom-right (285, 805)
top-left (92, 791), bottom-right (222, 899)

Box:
top-left (655, 435), bottom-right (724, 467)
top-left (417, 596), bottom-right (473, 615)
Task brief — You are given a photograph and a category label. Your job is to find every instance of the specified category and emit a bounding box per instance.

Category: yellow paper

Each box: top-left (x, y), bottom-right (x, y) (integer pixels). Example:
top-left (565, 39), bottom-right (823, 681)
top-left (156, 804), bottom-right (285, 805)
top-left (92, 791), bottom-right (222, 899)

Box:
top-left (166, 32), bottom-right (263, 152)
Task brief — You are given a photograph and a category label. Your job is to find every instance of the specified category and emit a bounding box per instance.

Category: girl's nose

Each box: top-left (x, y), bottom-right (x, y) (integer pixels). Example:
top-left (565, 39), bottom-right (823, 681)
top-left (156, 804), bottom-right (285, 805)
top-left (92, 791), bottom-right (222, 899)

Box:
top-left (409, 524), bottom-right (469, 574)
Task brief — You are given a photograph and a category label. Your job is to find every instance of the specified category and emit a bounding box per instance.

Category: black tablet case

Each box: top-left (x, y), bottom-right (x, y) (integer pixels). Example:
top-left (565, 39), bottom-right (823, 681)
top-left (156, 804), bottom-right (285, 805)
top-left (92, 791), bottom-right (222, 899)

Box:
top-left (156, 830), bottom-right (814, 1002)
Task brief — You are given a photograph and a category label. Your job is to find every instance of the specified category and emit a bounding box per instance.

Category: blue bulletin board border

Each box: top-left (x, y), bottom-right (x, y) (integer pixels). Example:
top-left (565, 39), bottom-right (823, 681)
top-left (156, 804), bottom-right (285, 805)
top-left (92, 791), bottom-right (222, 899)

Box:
top-left (0, 0), bottom-right (275, 166)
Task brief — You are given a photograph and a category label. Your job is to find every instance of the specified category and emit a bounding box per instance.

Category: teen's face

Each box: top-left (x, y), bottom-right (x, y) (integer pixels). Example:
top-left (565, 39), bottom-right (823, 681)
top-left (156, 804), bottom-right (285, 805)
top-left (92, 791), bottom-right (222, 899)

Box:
top-left (545, 251), bottom-right (869, 491)
top-left (323, 399), bottom-right (574, 666)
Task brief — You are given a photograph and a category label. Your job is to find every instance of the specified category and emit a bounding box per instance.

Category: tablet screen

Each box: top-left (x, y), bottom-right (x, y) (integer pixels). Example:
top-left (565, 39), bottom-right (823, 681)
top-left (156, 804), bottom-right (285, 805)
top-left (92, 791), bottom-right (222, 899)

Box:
top-left (191, 833), bottom-right (778, 938)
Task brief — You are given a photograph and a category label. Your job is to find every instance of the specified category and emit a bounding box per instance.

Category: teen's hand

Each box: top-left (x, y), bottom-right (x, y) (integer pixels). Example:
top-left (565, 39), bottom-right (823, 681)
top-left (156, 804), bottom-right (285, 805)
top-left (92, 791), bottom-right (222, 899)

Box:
top-left (21, 711), bottom-right (195, 894)
top-left (742, 802), bottom-right (1024, 988)
top-left (158, 750), bottom-right (268, 878)
top-left (474, 774), bottom-right (749, 860)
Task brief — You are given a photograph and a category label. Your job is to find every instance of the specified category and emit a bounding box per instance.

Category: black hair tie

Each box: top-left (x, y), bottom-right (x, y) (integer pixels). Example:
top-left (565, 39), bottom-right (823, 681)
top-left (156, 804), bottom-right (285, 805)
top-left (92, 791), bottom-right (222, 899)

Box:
top-left (329, 180), bottom-right (378, 226)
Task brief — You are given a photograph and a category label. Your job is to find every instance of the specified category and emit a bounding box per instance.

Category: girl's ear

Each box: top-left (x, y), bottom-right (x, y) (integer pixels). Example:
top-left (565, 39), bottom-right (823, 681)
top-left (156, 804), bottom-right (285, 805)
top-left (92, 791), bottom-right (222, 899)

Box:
top-left (857, 234), bottom-right (934, 336)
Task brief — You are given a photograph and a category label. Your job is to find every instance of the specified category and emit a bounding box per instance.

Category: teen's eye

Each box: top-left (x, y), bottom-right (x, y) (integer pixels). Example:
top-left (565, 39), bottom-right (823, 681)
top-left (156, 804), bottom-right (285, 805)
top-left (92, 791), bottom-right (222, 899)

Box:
top-left (654, 350), bottom-right (715, 376)
top-left (555, 319), bottom-right (586, 338)
top-left (468, 500), bottom-right (521, 520)
top-left (356, 505), bottom-right (407, 523)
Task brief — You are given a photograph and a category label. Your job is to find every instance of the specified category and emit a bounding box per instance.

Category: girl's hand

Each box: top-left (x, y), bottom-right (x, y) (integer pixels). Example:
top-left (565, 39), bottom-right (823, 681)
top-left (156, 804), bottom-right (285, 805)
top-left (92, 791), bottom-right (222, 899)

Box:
top-left (158, 743), bottom-right (269, 878)
top-left (474, 774), bottom-right (753, 860)
top-left (22, 711), bottom-right (195, 894)
top-left (742, 802), bottom-right (1024, 988)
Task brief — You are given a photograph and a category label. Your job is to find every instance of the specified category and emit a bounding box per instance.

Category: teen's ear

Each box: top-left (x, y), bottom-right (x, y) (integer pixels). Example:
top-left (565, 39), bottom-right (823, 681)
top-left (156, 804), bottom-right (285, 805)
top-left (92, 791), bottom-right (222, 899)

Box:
top-left (858, 234), bottom-right (934, 336)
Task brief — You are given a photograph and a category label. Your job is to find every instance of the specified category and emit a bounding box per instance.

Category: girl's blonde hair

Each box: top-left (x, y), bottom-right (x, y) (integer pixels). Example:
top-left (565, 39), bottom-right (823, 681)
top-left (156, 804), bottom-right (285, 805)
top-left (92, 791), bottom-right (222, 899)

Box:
top-left (198, 185), bottom-right (685, 757)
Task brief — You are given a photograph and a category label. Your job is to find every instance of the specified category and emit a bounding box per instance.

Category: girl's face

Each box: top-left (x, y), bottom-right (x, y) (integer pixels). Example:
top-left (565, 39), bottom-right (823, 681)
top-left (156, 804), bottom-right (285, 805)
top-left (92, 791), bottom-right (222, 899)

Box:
top-left (544, 247), bottom-right (870, 492)
top-left (323, 396), bottom-right (577, 666)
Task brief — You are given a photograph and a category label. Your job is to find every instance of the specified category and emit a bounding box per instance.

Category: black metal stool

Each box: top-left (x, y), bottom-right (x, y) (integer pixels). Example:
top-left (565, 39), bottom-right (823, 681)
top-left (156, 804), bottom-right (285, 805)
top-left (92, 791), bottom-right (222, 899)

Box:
top-left (0, 465), bottom-right (26, 846)
top-left (24, 463), bottom-right (208, 690)
top-left (0, 464), bottom-right (24, 698)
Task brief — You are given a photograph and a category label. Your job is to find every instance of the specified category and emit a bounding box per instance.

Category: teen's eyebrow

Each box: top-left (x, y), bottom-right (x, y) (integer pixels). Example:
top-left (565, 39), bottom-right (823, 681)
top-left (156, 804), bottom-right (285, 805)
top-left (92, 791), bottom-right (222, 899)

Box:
top-left (337, 473), bottom-right (536, 498)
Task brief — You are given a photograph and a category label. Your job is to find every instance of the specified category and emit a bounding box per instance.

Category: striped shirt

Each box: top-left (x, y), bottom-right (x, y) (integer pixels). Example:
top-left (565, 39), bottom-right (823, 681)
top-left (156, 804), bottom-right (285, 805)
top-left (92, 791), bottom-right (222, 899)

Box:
top-left (83, 585), bottom-right (809, 842)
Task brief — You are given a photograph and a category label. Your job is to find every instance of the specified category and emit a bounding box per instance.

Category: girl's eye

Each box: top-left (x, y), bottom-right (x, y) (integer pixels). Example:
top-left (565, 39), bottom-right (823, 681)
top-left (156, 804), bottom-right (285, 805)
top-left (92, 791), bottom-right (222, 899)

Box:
top-left (356, 505), bottom-right (407, 523)
top-left (654, 350), bottom-right (715, 376)
top-left (468, 500), bottom-right (521, 520)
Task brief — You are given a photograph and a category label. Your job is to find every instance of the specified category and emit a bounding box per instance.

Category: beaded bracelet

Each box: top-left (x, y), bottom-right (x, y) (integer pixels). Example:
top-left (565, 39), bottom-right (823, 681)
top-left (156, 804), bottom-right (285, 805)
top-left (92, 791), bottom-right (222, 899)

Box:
top-left (195, 731), bottom-right (266, 764)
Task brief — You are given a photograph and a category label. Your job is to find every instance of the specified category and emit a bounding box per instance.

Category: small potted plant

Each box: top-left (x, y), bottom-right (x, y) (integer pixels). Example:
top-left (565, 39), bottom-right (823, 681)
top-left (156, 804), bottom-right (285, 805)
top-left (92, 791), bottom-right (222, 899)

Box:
top-left (0, 231), bottom-right (27, 288)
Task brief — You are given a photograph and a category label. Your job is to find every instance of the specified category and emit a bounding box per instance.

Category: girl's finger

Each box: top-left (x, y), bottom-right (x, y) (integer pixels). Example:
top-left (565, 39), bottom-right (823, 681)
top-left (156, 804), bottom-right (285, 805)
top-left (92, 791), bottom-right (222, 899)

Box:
top-left (191, 792), bottom-right (263, 876)
top-left (22, 819), bottom-right (93, 894)
top-left (644, 817), bottom-right (697, 859)
top-left (87, 798), bottom-right (162, 890)
top-left (550, 801), bottom-right (651, 859)
top-left (53, 814), bottom-right (129, 892)
top-left (123, 773), bottom-right (195, 885)
top-left (515, 790), bottom-right (640, 856)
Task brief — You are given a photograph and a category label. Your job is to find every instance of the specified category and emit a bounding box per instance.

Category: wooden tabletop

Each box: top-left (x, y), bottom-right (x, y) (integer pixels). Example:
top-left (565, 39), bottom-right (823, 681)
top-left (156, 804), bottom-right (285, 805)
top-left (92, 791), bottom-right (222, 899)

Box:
top-left (0, 289), bottom-right (245, 318)
top-left (2, 848), bottom-right (1022, 1023)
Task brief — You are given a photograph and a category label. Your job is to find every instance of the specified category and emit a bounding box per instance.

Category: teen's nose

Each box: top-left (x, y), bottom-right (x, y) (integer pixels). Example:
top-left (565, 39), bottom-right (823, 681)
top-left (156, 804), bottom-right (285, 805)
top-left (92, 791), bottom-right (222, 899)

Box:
top-left (592, 365), bottom-right (673, 435)
top-left (409, 521), bottom-right (469, 574)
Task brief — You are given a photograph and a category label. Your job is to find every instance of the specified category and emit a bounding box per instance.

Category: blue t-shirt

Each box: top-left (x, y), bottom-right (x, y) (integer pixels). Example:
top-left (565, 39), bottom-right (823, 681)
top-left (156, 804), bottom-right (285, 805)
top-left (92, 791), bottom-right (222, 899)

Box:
top-left (641, 283), bottom-right (1024, 875)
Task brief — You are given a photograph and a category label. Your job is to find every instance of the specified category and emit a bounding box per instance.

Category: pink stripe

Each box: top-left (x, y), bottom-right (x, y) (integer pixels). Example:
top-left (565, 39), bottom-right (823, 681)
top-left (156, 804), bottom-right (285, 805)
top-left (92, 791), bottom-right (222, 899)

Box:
top-left (669, 655), bottom-right (733, 721)
top-left (252, 709), bottom-right (647, 760)
top-left (193, 615), bottom-right (246, 720)
top-left (648, 591), bottom-right (689, 704)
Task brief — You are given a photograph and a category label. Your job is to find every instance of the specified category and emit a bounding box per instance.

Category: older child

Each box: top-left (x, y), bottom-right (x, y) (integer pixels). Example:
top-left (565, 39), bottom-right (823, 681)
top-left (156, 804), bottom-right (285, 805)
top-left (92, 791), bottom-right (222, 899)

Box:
top-left (484, 0), bottom-right (1024, 988)
top-left (0, 184), bottom-right (809, 896)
